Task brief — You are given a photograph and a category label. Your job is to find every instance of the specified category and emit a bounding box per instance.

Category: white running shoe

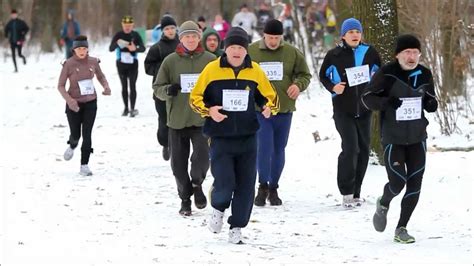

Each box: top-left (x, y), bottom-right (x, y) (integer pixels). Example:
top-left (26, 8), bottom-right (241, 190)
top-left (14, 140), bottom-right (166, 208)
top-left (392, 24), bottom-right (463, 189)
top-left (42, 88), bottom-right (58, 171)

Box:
top-left (63, 147), bottom-right (75, 161)
top-left (79, 165), bottom-right (93, 176)
top-left (228, 227), bottom-right (243, 244)
top-left (342, 194), bottom-right (355, 208)
top-left (208, 208), bottom-right (224, 233)
top-left (354, 197), bottom-right (366, 207)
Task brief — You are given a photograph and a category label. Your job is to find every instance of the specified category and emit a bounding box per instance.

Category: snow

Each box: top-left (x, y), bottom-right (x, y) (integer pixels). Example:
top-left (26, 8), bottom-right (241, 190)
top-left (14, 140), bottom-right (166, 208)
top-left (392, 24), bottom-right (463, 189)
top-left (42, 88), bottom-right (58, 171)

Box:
top-left (0, 43), bottom-right (473, 265)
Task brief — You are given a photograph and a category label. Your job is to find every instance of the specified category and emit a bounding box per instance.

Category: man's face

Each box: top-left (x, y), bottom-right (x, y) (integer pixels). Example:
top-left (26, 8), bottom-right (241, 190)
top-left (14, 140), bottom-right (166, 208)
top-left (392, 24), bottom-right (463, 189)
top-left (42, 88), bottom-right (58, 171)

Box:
top-left (396, 48), bottom-right (421, 70)
top-left (180, 33), bottom-right (200, 51)
top-left (11, 13), bottom-right (18, 19)
top-left (263, 34), bottom-right (282, 50)
top-left (225, 45), bottom-right (247, 67)
top-left (122, 23), bottom-right (134, 33)
top-left (342, 29), bottom-right (362, 48)
top-left (163, 25), bottom-right (177, 39)
top-left (206, 34), bottom-right (219, 52)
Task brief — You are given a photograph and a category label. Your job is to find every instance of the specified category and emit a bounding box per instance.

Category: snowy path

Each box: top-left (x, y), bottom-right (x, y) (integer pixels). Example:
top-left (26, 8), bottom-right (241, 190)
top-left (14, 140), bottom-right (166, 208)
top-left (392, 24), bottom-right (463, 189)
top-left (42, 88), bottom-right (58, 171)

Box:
top-left (0, 46), bottom-right (472, 264)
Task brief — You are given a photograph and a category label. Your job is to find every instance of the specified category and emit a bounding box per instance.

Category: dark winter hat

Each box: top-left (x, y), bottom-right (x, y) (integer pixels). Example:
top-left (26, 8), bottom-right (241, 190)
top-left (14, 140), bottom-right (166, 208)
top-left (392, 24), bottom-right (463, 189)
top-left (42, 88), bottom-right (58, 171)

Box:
top-left (161, 16), bottom-right (176, 29)
top-left (395, 34), bottom-right (421, 54)
top-left (224, 27), bottom-right (249, 49)
top-left (340, 18), bottom-right (363, 36)
top-left (11, 9), bottom-right (17, 14)
top-left (72, 35), bottom-right (88, 49)
top-left (263, 19), bottom-right (283, 35)
top-left (179, 20), bottom-right (201, 38)
top-left (122, 15), bottom-right (134, 24)
top-left (197, 16), bottom-right (206, 22)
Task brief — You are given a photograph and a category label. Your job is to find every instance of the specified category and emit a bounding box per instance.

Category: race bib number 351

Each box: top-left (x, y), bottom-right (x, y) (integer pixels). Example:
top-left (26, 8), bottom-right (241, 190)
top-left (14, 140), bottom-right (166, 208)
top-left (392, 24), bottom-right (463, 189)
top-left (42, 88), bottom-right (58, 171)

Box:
top-left (180, 74), bottom-right (200, 93)
top-left (222, 89), bottom-right (249, 112)
top-left (396, 97), bottom-right (422, 121)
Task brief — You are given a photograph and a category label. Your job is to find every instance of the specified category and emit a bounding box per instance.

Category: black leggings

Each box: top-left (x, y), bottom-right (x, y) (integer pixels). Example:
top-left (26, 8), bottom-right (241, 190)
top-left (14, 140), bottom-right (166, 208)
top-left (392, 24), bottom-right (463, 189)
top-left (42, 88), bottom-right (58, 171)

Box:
top-left (154, 96), bottom-right (169, 147)
top-left (117, 61), bottom-right (138, 110)
top-left (380, 142), bottom-right (426, 228)
top-left (10, 42), bottom-right (25, 71)
top-left (66, 100), bottom-right (97, 165)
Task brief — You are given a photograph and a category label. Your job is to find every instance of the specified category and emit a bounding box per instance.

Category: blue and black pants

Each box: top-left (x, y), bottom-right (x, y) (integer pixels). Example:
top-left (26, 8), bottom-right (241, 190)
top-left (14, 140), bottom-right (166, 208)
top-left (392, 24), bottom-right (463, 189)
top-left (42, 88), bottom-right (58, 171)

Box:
top-left (380, 142), bottom-right (426, 228)
top-left (256, 112), bottom-right (293, 189)
top-left (210, 135), bottom-right (257, 229)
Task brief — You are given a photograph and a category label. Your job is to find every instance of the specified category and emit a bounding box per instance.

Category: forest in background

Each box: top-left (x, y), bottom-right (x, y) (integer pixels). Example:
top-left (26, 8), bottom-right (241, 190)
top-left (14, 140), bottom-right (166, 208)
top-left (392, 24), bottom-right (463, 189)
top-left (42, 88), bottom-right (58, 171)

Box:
top-left (1, 0), bottom-right (473, 157)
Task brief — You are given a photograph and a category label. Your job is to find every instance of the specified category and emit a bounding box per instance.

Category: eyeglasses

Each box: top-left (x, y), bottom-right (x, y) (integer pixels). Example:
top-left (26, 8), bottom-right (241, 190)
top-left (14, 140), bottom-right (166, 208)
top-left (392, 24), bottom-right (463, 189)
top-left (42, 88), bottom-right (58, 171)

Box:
top-left (401, 50), bottom-right (421, 57)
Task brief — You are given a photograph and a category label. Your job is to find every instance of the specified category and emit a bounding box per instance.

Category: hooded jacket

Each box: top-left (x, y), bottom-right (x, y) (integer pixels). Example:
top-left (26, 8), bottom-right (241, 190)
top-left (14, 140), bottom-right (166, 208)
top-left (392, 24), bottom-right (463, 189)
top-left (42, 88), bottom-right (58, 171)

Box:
top-left (202, 27), bottom-right (224, 57)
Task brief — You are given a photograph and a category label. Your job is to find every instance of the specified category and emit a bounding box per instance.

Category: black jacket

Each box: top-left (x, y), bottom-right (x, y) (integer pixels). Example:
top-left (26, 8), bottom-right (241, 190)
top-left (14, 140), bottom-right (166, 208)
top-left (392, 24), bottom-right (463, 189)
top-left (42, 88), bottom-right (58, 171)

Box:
top-left (362, 61), bottom-right (438, 145)
top-left (109, 30), bottom-right (145, 63)
top-left (144, 35), bottom-right (179, 83)
top-left (4, 18), bottom-right (29, 44)
top-left (319, 41), bottom-right (381, 117)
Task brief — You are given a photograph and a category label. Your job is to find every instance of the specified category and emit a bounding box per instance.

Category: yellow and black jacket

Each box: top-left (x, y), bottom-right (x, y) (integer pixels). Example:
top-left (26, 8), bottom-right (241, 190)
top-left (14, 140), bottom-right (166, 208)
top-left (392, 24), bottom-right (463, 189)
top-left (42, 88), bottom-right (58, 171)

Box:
top-left (190, 54), bottom-right (279, 137)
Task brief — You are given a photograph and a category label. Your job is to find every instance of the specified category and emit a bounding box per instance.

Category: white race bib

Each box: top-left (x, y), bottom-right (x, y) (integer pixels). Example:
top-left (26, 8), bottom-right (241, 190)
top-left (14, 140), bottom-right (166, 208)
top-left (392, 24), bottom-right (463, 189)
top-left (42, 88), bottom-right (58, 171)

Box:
top-left (260, 62), bottom-right (283, 81)
top-left (213, 23), bottom-right (223, 31)
top-left (222, 89), bottom-right (249, 112)
top-left (180, 74), bottom-right (200, 93)
top-left (120, 52), bottom-right (134, 64)
top-left (396, 97), bottom-right (422, 121)
top-left (78, 79), bottom-right (95, 96)
top-left (345, 64), bottom-right (370, 87)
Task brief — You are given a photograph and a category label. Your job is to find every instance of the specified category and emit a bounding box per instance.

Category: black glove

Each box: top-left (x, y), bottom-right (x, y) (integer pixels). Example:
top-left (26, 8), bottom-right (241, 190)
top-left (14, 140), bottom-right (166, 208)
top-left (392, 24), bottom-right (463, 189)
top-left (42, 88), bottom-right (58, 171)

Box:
top-left (387, 97), bottom-right (402, 110)
top-left (167, 84), bottom-right (180, 96)
top-left (423, 98), bottom-right (438, 112)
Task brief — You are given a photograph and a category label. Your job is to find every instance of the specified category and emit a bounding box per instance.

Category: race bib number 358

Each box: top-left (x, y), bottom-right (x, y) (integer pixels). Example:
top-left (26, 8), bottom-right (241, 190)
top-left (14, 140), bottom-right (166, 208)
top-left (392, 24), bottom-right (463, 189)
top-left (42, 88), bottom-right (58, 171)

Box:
top-left (180, 74), bottom-right (200, 93)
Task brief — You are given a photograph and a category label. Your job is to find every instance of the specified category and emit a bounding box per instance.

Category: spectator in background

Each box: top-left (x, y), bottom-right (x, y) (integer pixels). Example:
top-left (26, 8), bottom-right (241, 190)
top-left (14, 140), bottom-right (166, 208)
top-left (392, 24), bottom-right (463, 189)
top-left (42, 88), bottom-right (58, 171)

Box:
top-left (60, 10), bottom-right (81, 59)
top-left (256, 2), bottom-right (274, 37)
top-left (4, 9), bottom-right (29, 73)
top-left (197, 16), bottom-right (207, 31)
top-left (212, 14), bottom-right (230, 48)
top-left (231, 3), bottom-right (257, 43)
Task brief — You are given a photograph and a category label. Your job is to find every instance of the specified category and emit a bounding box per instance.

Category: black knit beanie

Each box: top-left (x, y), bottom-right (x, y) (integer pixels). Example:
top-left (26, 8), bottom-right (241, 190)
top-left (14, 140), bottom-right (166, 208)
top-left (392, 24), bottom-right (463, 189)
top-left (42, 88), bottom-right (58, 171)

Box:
top-left (224, 27), bottom-right (249, 49)
top-left (395, 34), bottom-right (421, 54)
top-left (161, 16), bottom-right (176, 29)
top-left (264, 19), bottom-right (283, 35)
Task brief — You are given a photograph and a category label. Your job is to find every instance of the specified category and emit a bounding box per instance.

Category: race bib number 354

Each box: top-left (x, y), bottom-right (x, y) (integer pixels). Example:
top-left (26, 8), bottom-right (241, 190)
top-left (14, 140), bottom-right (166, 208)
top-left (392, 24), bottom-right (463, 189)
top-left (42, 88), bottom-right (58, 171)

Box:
top-left (345, 64), bottom-right (370, 87)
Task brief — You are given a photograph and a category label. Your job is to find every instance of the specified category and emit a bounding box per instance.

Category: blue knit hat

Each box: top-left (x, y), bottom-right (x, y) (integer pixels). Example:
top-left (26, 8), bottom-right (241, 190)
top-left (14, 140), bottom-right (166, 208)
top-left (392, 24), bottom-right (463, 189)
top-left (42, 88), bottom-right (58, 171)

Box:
top-left (340, 18), bottom-right (363, 36)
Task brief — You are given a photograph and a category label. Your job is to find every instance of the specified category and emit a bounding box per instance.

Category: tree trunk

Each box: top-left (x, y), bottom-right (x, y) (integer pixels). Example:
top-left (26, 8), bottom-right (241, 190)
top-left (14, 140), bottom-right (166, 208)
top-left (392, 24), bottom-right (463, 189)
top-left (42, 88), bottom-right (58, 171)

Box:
top-left (352, 0), bottom-right (399, 164)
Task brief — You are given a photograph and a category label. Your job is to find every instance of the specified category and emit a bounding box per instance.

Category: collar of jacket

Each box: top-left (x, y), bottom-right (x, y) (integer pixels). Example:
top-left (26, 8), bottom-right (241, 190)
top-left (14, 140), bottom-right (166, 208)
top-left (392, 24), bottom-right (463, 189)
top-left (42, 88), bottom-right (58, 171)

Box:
top-left (258, 38), bottom-right (284, 50)
top-left (219, 53), bottom-right (253, 69)
top-left (175, 42), bottom-right (205, 56)
top-left (161, 34), bottom-right (177, 43)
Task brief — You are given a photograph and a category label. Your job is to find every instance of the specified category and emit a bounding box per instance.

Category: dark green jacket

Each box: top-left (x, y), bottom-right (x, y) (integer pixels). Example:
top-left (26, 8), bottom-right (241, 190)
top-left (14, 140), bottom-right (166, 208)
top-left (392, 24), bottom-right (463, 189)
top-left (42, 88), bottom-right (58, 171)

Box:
top-left (153, 43), bottom-right (216, 129)
top-left (202, 27), bottom-right (224, 57)
top-left (248, 39), bottom-right (312, 113)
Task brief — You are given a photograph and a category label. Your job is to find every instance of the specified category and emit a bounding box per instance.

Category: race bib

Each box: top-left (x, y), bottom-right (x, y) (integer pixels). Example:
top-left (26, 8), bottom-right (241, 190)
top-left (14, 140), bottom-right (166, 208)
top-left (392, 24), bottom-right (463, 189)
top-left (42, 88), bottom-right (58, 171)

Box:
top-left (78, 79), bottom-right (95, 96)
top-left (222, 89), bottom-right (249, 112)
top-left (345, 64), bottom-right (370, 87)
top-left (213, 23), bottom-right (223, 31)
top-left (260, 62), bottom-right (283, 81)
top-left (120, 52), bottom-right (134, 64)
top-left (180, 74), bottom-right (200, 93)
top-left (396, 97), bottom-right (422, 121)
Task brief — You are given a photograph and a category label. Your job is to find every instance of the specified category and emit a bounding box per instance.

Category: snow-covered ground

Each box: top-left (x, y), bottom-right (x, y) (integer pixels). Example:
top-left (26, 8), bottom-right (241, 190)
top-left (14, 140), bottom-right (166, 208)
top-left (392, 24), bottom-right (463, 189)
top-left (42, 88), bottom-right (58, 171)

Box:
top-left (0, 43), bottom-right (472, 265)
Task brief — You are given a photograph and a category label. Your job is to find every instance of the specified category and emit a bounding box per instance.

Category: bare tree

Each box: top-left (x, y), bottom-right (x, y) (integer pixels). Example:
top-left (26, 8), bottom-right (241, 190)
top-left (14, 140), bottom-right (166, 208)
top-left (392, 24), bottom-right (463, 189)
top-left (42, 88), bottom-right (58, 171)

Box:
top-left (353, 0), bottom-right (399, 163)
